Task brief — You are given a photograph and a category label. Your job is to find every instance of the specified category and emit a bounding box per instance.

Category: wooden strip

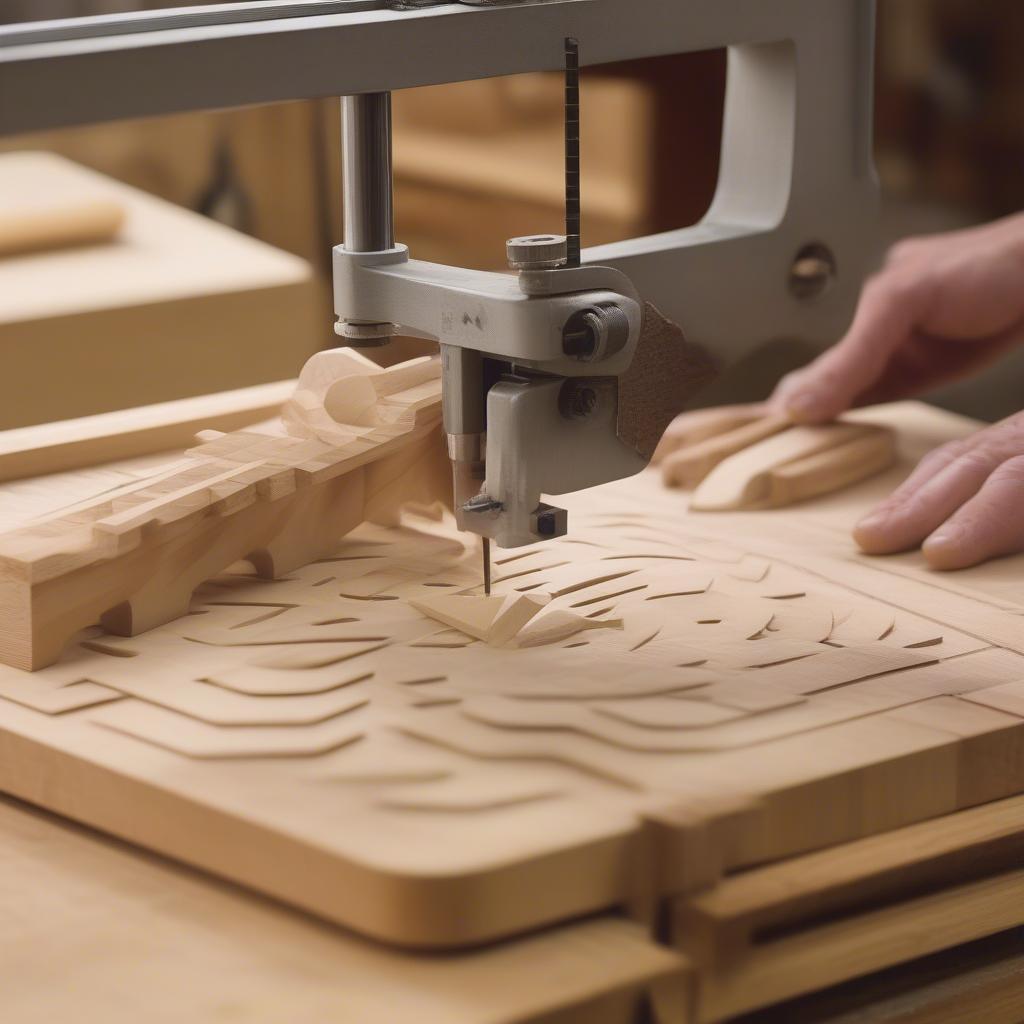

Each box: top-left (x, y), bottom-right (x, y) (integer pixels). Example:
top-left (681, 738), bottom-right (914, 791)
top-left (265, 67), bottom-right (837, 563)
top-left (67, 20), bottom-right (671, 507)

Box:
top-left (766, 431), bottom-right (897, 508)
top-left (690, 424), bottom-right (886, 511)
top-left (0, 197), bottom-right (124, 257)
top-left (680, 792), bottom-right (1024, 956)
top-left (0, 381), bottom-right (294, 483)
top-left (696, 865), bottom-right (1024, 1021)
top-left (661, 415), bottom-right (791, 489)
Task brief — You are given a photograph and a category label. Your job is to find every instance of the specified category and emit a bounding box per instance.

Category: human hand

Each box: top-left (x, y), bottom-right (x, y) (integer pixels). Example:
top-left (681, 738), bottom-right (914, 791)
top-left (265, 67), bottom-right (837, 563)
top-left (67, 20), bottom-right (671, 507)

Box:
top-left (854, 412), bottom-right (1024, 569)
top-left (771, 212), bottom-right (1024, 423)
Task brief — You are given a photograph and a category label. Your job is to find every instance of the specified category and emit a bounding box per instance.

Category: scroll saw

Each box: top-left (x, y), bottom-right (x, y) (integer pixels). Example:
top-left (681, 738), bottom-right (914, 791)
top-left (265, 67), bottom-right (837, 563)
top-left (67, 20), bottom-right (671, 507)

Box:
top-left (0, 0), bottom-right (880, 589)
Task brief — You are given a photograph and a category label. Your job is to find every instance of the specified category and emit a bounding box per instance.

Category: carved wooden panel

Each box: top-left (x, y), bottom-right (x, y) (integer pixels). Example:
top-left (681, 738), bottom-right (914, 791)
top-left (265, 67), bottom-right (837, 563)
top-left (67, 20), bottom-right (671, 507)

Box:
top-left (2, 413), bottom-right (1023, 950)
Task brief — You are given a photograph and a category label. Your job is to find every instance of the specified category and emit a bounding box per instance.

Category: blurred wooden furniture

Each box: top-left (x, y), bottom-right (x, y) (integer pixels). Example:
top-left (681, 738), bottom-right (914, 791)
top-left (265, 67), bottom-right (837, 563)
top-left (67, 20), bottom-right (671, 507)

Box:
top-left (0, 152), bottom-right (319, 430)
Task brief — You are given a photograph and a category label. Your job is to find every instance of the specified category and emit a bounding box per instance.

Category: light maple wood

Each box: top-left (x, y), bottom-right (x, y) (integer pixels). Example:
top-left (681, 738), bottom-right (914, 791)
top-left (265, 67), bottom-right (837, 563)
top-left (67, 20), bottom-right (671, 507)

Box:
top-left (764, 430), bottom-right (899, 507)
top-left (0, 796), bottom-right (687, 1024)
top-left (0, 197), bottom-right (125, 257)
top-left (410, 592), bottom-right (552, 646)
top-left (690, 423), bottom-right (897, 511)
top-left (0, 380), bottom-right (295, 483)
top-left (660, 414), bottom-right (791, 489)
top-left (694, 864), bottom-right (1024, 1021)
top-left (0, 152), bottom-right (317, 430)
top-left (0, 350), bottom-right (444, 670)
top-left (0, 400), bottom-right (1022, 982)
top-left (678, 791), bottom-right (1024, 964)
top-left (658, 407), bottom-right (897, 510)
top-left (653, 405), bottom-right (767, 462)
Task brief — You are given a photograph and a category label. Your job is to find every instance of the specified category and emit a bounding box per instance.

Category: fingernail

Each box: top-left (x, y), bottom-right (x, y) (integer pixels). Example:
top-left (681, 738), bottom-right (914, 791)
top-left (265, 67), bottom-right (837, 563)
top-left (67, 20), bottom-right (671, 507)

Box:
top-left (856, 512), bottom-right (888, 534)
top-left (924, 525), bottom-right (964, 550)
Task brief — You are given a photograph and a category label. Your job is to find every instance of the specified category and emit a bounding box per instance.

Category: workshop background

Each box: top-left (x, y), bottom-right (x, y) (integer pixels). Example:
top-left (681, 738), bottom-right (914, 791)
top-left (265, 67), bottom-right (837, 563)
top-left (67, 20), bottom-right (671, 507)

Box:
top-left (1, 0), bottom-right (1022, 425)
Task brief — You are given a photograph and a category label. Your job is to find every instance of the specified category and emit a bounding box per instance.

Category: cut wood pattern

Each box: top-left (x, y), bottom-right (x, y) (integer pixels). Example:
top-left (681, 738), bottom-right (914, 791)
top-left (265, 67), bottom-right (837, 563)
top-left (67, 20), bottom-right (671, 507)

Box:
top-left (2, 397), bottom-right (1024, 1024)
top-left (657, 406), bottom-right (897, 510)
top-left (1, 410), bottom-right (1024, 965)
top-left (0, 349), bottom-right (447, 670)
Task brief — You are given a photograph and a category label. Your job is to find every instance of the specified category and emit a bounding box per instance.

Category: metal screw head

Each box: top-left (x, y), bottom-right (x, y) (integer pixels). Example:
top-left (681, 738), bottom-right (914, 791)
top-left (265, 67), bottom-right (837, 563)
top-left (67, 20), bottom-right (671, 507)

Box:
top-left (335, 320), bottom-right (395, 346)
top-left (562, 304), bottom-right (630, 362)
top-left (506, 234), bottom-right (568, 272)
top-left (789, 243), bottom-right (837, 300)
top-left (531, 504), bottom-right (568, 539)
top-left (559, 381), bottom-right (599, 420)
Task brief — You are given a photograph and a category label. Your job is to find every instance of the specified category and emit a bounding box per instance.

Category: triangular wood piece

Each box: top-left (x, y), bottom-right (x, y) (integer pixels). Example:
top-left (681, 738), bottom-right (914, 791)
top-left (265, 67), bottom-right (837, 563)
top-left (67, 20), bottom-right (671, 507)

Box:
top-left (409, 592), bottom-right (550, 646)
top-left (489, 593), bottom-right (552, 646)
top-left (511, 610), bottom-right (624, 649)
top-left (408, 594), bottom-right (508, 642)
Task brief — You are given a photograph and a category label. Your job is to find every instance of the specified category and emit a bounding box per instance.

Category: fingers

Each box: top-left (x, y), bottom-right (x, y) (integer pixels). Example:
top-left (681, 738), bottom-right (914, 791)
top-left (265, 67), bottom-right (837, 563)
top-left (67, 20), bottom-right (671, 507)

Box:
top-left (924, 456), bottom-right (1024, 569)
top-left (773, 268), bottom-right (934, 424)
top-left (854, 417), bottom-right (1024, 560)
top-left (856, 439), bottom-right (972, 530)
top-left (854, 444), bottom-right (995, 554)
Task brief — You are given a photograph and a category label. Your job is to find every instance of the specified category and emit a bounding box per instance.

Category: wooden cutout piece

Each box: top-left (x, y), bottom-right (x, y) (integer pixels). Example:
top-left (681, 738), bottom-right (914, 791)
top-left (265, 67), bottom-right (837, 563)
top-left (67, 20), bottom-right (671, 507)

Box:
top-left (489, 593), bottom-right (552, 646)
top-left (661, 415), bottom-right (792, 489)
top-left (690, 423), bottom-right (895, 511)
top-left (594, 698), bottom-right (748, 730)
top-left (752, 643), bottom-right (940, 696)
top-left (653, 405), bottom-right (765, 464)
top-left (0, 381), bottom-right (294, 486)
top-left (409, 594), bottom-right (508, 642)
top-left (510, 610), bottom-right (624, 649)
top-left (0, 677), bottom-right (123, 714)
top-left (408, 592), bottom-right (550, 647)
top-left (767, 431), bottom-right (898, 507)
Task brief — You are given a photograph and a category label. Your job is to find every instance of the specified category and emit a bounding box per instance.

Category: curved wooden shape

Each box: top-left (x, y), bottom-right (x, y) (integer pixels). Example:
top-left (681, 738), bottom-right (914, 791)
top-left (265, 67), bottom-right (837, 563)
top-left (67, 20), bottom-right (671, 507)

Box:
top-left (0, 350), bottom-right (444, 670)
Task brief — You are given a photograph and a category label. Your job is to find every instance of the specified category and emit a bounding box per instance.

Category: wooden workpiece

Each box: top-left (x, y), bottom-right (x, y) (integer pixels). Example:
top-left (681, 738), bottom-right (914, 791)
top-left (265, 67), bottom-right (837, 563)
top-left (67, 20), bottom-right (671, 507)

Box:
top-left (0, 349), bottom-right (446, 670)
top-left (1, 399), bottom-right (1024, 1022)
top-left (657, 405), bottom-right (898, 509)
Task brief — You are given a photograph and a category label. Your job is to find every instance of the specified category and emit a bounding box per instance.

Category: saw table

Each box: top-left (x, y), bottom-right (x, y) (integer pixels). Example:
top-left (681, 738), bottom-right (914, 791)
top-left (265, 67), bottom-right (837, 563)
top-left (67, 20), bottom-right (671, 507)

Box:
top-left (3, 398), bottom-right (1024, 1023)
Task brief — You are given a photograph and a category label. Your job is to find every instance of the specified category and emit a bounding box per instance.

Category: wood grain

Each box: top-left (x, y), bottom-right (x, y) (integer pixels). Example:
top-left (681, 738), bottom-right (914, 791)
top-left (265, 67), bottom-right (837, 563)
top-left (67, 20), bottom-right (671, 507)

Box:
top-left (0, 399), bottom-right (1022, 977)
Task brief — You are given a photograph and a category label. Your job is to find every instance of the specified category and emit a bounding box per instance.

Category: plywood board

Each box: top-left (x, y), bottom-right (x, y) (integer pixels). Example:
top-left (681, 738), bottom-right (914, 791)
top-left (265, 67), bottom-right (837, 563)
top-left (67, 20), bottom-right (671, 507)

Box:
top-left (1, 401), bottom-right (1023, 952)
